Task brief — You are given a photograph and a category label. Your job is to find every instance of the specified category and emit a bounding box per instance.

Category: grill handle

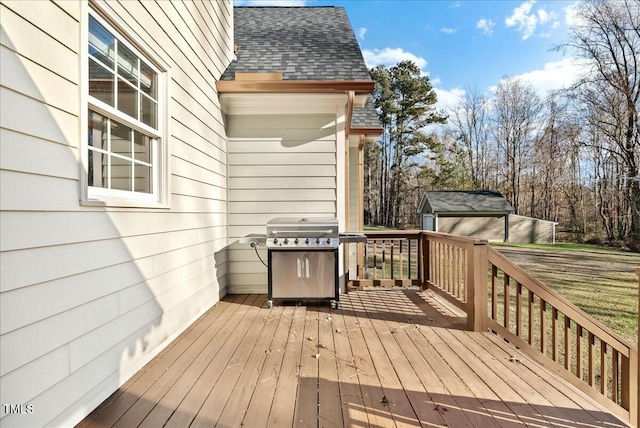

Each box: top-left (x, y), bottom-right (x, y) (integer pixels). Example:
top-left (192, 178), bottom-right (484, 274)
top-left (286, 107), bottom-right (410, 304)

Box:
top-left (305, 257), bottom-right (310, 278)
top-left (296, 257), bottom-right (302, 278)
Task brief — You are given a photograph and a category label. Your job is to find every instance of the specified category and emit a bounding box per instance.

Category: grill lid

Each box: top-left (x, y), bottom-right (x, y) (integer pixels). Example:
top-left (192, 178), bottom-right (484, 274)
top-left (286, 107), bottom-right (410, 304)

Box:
top-left (266, 217), bottom-right (338, 238)
top-left (266, 217), bottom-right (339, 248)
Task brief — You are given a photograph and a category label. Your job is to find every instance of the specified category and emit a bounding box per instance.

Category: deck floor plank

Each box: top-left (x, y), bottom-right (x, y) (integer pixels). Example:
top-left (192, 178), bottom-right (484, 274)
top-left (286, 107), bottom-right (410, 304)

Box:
top-left (242, 305), bottom-right (296, 427)
top-left (208, 300), bottom-right (283, 428)
top-left (293, 304), bottom-right (321, 427)
top-left (317, 304), bottom-right (344, 428)
top-left (79, 291), bottom-right (629, 428)
top-left (341, 296), bottom-right (398, 427)
top-left (267, 305), bottom-right (306, 428)
top-left (162, 294), bottom-right (262, 427)
top-left (189, 295), bottom-right (270, 427)
top-left (332, 301), bottom-right (370, 427)
top-left (353, 294), bottom-right (425, 427)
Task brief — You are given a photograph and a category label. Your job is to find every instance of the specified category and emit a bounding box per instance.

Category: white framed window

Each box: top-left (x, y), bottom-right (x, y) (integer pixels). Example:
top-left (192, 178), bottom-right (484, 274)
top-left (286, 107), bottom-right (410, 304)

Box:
top-left (82, 8), bottom-right (169, 207)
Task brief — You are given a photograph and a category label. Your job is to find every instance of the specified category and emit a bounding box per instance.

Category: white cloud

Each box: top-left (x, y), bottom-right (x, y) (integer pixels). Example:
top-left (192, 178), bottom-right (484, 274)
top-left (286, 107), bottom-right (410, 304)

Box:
top-left (362, 48), bottom-right (428, 72)
top-left (476, 18), bottom-right (496, 35)
top-left (234, 0), bottom-right (308, 5)
top-left (491, 58), bottom-right (589, 95)
top-left (564, 1), bottom-right (582, 27)
top-left (357, 27), bottom-right (367, 40)
top-left (441, 27), bottom-right (457, 34)
top-left (434, 87), bottom-right (466, 111)
top-left (505, 0), bottom-right (557, 40)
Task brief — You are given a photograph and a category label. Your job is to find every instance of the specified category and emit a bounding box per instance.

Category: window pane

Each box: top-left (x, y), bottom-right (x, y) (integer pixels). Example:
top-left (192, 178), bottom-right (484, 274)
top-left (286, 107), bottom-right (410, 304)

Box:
top-left (140, 95), bottom-right (157, 128)
top-left (134, 164), bottom-right (152, 193)
top-left (88, 148), bottom-right (108, 188)
top-left (111, 156), bottom-right (132, 191)
top-left (88, 110), bottom-right (108, 151)
top-left (117, 78), bottom-right (137, 119)
top-left (110, 120), bottom-right (131, 157)
top-left (89, 16), bottom-right (115, 69)
top-left (117, 43), bottom-right (138, 84)
top-left (89, 58), bottom-right (115, 106)
top-left (140, 61), bottom-right (157, 99)
top-left (134, 131), bottom-right (151, 163)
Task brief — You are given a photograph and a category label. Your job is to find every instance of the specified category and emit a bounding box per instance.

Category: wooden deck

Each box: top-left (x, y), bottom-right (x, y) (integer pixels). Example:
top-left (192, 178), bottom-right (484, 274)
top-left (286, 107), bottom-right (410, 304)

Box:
top-left (79, 290), bottom-right (628, 427)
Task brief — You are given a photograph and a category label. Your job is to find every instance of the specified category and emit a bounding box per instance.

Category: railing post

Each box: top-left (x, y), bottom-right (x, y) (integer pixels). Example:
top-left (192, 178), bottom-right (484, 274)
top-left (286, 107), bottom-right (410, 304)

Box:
top-left (466, 240), bottom-right (488, 332)
top-left (421, 233), bottom-right (430, 291)
top-left (634, 267), bottom-right (640, 427)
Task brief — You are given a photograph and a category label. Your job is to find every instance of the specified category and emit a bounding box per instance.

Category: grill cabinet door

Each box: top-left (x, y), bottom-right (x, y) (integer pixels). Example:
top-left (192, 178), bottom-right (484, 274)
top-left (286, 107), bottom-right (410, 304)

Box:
top-left (303, 251), bottom-right (336, 298)
top-left (270, 251), bottom-right (305, 299)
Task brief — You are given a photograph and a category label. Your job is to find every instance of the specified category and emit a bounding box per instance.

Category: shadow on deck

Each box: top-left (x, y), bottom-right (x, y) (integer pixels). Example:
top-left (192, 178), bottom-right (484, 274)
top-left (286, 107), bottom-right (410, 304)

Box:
top-left (78, 290), bottom-right (629, 427)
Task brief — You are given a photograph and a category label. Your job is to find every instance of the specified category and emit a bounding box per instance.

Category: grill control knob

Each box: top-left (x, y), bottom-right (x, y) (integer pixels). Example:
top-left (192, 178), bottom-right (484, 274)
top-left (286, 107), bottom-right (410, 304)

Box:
top-left (315, 238), bottom-right (321, 244)
top-left (305, 238), bottom-right (310, 244)
top-left (294, 238), bottom-right (299, 244)
top-left (284, 238), bottom-right (289, 244)
top-left (326, 238), bottom-right (331, 244)
top-left (273, 238), bottom-right (278, 244)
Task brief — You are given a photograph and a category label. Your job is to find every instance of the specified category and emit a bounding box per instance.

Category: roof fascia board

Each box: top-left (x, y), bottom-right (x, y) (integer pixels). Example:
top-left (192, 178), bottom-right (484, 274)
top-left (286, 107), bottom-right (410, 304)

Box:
top-left (216, 79), bottom-right (375, 95)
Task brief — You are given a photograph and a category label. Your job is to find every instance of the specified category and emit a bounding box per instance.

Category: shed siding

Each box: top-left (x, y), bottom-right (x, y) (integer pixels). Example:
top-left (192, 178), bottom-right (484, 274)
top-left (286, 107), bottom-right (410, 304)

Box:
top-left (227, 114), bottom-right (337, 294)
top-left (438, 216), bottom-right (507, 242)
top-left (0, 1), bottom-right (233, 427)
top-left (509, 214), bottom-right (555, 244)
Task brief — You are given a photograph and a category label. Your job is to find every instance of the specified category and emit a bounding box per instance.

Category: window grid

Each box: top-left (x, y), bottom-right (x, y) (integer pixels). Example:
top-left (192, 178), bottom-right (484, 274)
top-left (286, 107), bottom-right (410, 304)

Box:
top-left (86, 8), bottom-right (165, 205)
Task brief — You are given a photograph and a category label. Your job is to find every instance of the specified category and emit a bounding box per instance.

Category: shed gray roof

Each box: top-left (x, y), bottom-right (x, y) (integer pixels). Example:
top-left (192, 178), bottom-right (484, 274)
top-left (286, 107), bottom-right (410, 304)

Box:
top-left (351, 97), bottom-right (381, 129)
top-left (419, 191), bottom-right (514, 214)
top-left (222, 7), bottom-right (370, 81)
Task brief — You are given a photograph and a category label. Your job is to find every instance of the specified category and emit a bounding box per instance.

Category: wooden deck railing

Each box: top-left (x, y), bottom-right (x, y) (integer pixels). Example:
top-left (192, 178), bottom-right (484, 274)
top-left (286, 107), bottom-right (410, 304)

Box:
top-left (347, 230), bottom-right (639, 427)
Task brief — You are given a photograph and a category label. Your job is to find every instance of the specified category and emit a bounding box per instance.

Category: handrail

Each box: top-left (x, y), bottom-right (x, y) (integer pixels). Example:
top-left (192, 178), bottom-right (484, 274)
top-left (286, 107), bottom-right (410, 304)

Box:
top-left (346, 230), bottom-right (638, 426)
top-left (487, 245), bottom-right (637, 425)
top-left (487, 247), bottom-right (634, 355)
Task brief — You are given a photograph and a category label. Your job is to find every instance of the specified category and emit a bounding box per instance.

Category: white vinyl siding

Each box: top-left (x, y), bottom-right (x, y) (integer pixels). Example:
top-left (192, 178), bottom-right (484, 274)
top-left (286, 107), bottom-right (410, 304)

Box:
top-left (0, 1), bottom-right (233, 427)
top-left (227, 115), bottom-right (337, 294)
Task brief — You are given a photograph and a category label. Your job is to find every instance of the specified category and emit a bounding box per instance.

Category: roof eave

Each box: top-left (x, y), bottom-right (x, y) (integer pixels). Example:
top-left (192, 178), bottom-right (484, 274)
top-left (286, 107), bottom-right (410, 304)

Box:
top-left (216, 79), bottom-right (375, 95)
top-left (350, 126), bottom-right (383, 136)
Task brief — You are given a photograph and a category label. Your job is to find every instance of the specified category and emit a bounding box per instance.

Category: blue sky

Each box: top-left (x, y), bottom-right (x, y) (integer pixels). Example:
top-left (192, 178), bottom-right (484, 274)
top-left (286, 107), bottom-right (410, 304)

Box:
top-left (235, 0), bottom-right (586, 109)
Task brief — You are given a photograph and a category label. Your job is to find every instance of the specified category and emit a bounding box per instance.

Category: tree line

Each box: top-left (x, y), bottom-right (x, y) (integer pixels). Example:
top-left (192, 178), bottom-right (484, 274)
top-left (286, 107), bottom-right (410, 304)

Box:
top-left (364, 0), bottom-right (640, 249)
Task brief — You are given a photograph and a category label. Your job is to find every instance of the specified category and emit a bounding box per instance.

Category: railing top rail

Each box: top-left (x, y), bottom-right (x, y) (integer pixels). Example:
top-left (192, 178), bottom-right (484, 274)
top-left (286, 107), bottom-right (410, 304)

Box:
top-left (420, 231), bottom-right (488, 246)
top-left (358, 230), bottom-right (424, 239)
top-left (488, 246), bottom-right (636, 355)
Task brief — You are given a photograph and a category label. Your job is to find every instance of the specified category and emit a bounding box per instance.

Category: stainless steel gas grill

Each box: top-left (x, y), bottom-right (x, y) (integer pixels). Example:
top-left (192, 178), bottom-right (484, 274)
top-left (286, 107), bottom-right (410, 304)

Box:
top-left (263, 217), bottom-right (366, 309)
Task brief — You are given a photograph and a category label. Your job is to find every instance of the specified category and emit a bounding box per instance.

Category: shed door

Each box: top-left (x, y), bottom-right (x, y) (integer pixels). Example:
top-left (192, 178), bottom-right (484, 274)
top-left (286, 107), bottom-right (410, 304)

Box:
top-left (422, 214), bottom-right (434, 231)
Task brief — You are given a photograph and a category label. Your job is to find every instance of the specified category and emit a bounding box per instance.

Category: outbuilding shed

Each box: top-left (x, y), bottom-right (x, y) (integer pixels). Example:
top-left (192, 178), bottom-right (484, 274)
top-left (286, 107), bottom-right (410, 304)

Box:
top-left (418, 190), bottom-right (514, 242)
top-left (417, 190), bottom-right (556, 244)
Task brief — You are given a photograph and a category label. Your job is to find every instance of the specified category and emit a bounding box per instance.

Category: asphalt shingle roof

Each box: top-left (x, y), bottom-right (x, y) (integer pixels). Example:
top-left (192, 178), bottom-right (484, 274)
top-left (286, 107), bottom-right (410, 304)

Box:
top-left (222, 7), bottom-right (370, 81)
top-left (351, 97), bottom-right (381, 129)
top-left (420, 191), bottom-right (514, 214)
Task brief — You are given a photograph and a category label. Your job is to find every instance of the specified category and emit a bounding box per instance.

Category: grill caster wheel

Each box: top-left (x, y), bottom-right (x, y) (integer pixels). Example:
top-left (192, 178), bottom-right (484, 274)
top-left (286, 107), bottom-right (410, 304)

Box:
top-left (267, 300), bottom-right (273, 309)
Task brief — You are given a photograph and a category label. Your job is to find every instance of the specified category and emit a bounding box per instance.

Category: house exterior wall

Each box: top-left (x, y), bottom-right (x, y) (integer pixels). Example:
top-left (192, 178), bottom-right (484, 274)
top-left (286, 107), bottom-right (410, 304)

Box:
top-left (509, 214), bottom-right (556, 244)
top-left (0, 1), bottom-right (233, 426)
top-left (226, 114), bottom-right (338, 294)
top-left (437, 216), bottom-right (507, 242)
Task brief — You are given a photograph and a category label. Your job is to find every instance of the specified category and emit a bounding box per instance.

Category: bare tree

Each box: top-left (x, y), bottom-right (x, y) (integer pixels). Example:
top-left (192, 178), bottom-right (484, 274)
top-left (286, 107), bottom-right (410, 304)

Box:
top-left (560, 0), bottom-right (640, 244)
top-left (491, 77), bottom-right (543, 214)
top-left (450, 84), bottom-right (492, 189)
